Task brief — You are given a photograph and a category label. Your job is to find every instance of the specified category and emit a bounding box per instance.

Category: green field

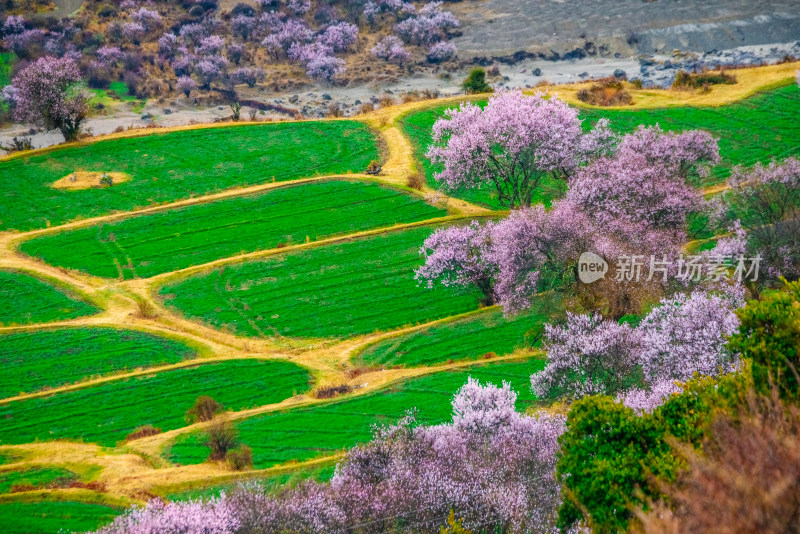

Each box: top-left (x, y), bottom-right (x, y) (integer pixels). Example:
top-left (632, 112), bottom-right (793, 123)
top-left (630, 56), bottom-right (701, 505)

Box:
top-left (356, 294), bottom-right (560, 367)
top-left (400, 84), bottom-right (800, 207)
top-left (19, 180), bottom-right (446, 279)
top-left (0, 52), bottom-right (15, 89)
top-left (0, 328), bottom-right (198, 399)
top-left (0, 121), bottom-right (379, 231)
top-left (167, 463), bottom-right (336, 501)
top-left (0, 500), bottom-right (122, 534)
top-left (0, 271), bottom-right (97, 326)
top-left (159, 225), bottom-right (484, 339)
top-left (0, 467), bottom-right (76, 494)
top-left (166, 358), bottom-right (543, 468)
top-left (0, 360), bottom-right (312, 447)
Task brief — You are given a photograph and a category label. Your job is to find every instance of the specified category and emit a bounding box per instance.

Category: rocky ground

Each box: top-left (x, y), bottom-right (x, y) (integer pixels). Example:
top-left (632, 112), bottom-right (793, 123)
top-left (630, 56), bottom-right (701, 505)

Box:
top-left (3, 0), bottom-right (800, 150)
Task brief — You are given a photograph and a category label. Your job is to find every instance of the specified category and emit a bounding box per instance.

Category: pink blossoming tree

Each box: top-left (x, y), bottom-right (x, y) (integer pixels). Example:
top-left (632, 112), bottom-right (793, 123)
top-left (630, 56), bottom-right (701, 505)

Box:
top-left (95, 380), bottom-right (566, 533)
top-left (427, 90), bottom-right (610, 208)
top-left (11, 56), bottom-right (89, 142)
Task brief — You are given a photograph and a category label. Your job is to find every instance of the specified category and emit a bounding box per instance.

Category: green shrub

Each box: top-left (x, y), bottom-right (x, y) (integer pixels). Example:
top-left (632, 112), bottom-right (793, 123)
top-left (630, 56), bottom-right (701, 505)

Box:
top-left (729, 280), bottom-right (800, 398)
top-left (557, 373), bottom-right (747, 533)
top-left (97, 3), bottom-right (117, 17)
top-left (673, 70), bottom-right (736, 90)
top-left (461, 68), bottom-right (492, 94)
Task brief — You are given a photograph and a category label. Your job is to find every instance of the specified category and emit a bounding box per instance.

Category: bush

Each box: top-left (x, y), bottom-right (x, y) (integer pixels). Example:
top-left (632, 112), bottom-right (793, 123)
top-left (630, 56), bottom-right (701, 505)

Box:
top-left (576, 76), bottom-right (633, 106)
top-left (1, 136), bottom-right (32, 153)
top-left (557, 373), bottom-right (746, 533)
top-left (730, 280), bottom-right (800, 398)
top-left (185, 395), bottom-right (224, 423)
top-left (206, 418), bottom-right (239, 461)
top-left (225, 444), bottom-right (253, 471)
top-left (123, 72), bottom-right (140, 97)
top-left (673, 69), bottom-right (736, 90)
top-left (314, 384), bottom-right (353, 399)
top-left (461, 68), bottom-right (492, 94)
top-left (406, 172), bottom-right (425, 190)
top-left (125, 425), bottom-right (162, 441)
top-left (97, 3), bottom-right (117, 17)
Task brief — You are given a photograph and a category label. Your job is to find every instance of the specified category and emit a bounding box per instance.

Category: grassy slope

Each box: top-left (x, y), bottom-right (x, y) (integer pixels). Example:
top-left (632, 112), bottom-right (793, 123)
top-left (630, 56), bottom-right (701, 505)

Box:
top-left (0, 52), bottom-right (15, 88)
top-left (580, 83), bottom-right (800, 184)
top-left (0, 270), bottom-right (97, 326)
top-left (160, 225), bottom-right (483, 339)
top-left (356, 293), bottom-right (561, 367)
top-left (0, 328), bottom-right (197, 399)
top-left (20, 180), bottom-right (446, 279)
top-left (0, 121), bottom-right (378, 231)
top-left (166, 359), bottom-right (543, 469)
top-left (400, 84), bottom-right (800, 206)
top-left (0, 360), bottom-right (312, 447)
top-left (166, 463), bottom-right (336, 501)
top-left (0, 501), bottom-right (122, 534)
top-left (0, 467), bottom-right (76, 493)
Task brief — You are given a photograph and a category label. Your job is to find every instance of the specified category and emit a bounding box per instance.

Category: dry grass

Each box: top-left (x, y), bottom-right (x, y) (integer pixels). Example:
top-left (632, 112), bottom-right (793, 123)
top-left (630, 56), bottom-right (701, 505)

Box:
top-left (637, 389), bottom-right (800, 534)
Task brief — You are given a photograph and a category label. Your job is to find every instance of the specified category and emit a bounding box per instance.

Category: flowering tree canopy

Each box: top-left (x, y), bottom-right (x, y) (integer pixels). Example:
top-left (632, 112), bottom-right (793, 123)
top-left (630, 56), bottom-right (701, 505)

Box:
top-left (636, 287), bottom-right (744, 384)
top-left (532, 313), bottom-right (642, 400)
top-left (415, 220), bottom-right (498, 303)
top-left (95, 380), bottom-right (566, 534)
top-left (532, 286), bottom-right (744, 404)
top-left (370, 34), bottom-right (410, 64)
top-left (11, 56), bottom-right (89, 142)
top-left (715, 158), bottom-right (800, 282)
top-left (428, 90), bottom-right (608, 208)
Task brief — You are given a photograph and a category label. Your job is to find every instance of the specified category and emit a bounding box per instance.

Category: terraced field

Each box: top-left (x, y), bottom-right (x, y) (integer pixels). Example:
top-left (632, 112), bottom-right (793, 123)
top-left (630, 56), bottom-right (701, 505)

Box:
top-left (0, 360), bottom-right (312, 446)
top-left (0, 500), bottom-right (123, 534)
top-left (0, 467), bottom-right (77, 493)
top-left (20, 180), bottom-right (445, 279)
top-left (159, 225), bottom-right (484, 338)
top-left (0, 121), bottom-right (378, 231)
top-left (356, 293), bottom-right (561, 368)
top-left (2, 65), bottom-right (798, 532)
top-left (0, 327), bottom-right (198, 398)
top-left (400, 82), bottom-right (800, 206)
top-left (0, 270), bottom-right (97, 326)
top-left (166, 359), bottom-right (543, 468)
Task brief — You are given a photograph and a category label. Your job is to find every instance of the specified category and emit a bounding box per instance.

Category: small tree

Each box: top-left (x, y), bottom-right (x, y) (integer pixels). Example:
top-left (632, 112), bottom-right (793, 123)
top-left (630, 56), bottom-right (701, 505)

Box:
top-left (11, 56), bottom-right (90, 142)
top-left (461, 68), bottom-right (491, 94)
top-left (427, 91), bottom-right (605, 208)
top-left (206, 417), bottom-right (239, 461)
top-left (185, 395), bottom-right (224, 423)
top-left (225, 444), bottom-right (253, 471)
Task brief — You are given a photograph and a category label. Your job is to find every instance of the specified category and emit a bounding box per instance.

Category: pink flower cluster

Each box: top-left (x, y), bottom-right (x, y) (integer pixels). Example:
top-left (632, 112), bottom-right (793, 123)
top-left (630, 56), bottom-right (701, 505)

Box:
top-left (420, 99), bottom-right (722, 312)
top-left (94, 380), bottom-right (566, 533)
top-left (532, 287), bottom-right (744, 404)
top-left (370, 35), bottom-right (410, 64)
top-left (427, 90), bottom-right (598, 208)
top-left (95, 496), bottom-right (240, 534)
top-left (394, 1), bottom-right (460, 46)
top-left (10, 55), bottom-right (89, 141)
